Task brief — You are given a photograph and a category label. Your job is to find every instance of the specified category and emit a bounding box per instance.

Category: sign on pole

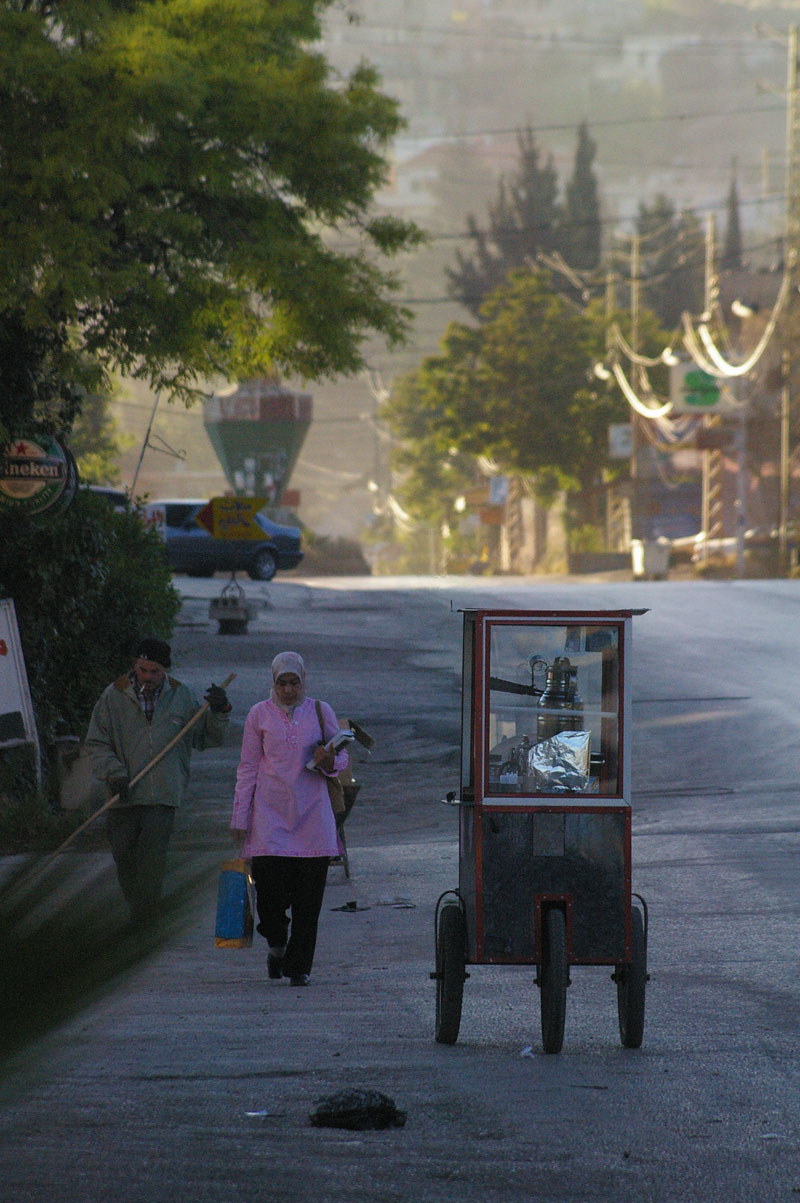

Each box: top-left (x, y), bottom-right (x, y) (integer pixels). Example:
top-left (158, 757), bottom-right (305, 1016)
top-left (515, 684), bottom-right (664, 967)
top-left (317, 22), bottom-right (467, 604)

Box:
top-left (195, 497), bottom-right (273, 541)
top-left (0, 598), bottom-right (40, 782)
top-left (608, 424), bottom-right (633, 459)
top-left (488, 476), bottom-right (509, 506)
top-left (0, 436), bottom-right (77, 516)
top-left (669, 361), bottom-right (736, 414)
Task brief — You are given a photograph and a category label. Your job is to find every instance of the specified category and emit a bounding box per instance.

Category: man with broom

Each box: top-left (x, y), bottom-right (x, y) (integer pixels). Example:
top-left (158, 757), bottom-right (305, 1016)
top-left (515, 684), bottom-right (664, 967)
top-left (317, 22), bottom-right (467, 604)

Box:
top-left (85, 637), bottom-right (231, 926)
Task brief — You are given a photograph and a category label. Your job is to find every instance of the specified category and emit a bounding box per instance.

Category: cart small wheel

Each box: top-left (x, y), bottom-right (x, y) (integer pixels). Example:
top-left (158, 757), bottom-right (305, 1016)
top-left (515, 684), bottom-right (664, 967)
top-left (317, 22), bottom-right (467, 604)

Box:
top-left (435, 902), bottom-right (466, 1045)
top-left (617, 905), bottom-right (647, 1048)
top-left (540, 906), bottom-right (567, 1054)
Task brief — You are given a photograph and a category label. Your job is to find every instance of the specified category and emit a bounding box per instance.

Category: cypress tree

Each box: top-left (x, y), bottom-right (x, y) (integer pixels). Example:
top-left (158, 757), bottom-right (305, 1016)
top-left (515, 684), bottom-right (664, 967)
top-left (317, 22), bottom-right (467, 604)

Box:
top-left (446, 125), bottom-right (562, 317)
top-left (721, 169), bottom-right (743, 271)
top-left (563, 121), bottom-right (602, 271)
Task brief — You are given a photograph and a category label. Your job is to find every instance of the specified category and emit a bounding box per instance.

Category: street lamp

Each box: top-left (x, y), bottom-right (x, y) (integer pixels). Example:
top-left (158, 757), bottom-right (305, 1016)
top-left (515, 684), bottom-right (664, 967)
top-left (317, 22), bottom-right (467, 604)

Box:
top-left (731, 298), bottom-right (755, 319)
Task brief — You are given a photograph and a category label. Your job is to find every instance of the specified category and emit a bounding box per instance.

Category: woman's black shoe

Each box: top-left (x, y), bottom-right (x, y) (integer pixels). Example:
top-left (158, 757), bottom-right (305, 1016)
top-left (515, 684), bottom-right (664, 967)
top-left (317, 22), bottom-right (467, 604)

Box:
top-left (267, 954), bottom-right (284, 979)
top-left (289, 974), bottom-right (310, 987)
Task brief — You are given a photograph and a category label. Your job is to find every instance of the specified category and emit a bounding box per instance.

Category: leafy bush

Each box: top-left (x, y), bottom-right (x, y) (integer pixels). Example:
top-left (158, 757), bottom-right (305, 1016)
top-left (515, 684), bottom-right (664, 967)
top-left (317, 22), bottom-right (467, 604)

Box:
top-left (567, 523), bottom-right (606, 553)
top-left (0, 776), bottom-right (85, 852)
top-left (0, 490), bottom-right (180, 767)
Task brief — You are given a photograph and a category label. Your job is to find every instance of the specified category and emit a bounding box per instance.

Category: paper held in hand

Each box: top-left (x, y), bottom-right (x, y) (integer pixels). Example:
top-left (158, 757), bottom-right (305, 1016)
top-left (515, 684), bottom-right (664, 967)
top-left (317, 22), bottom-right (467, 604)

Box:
top-left (305, 728), bottom-right (355, 770)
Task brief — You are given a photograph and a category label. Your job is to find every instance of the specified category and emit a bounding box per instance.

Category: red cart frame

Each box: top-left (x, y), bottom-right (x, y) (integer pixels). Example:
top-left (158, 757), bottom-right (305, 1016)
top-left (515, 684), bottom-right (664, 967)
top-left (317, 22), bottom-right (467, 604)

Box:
top-left (433, 608), bottom-right (649, 1052)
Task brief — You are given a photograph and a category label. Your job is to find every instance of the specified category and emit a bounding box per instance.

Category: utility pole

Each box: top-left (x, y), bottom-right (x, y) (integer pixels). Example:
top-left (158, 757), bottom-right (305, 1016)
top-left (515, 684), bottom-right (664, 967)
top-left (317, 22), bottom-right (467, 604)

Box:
top-left (762, 23), bottom-right (800, 571)
top-left (131, 393), bottom-right (161, 495)
top-left (629, 234), bottom-right (643, 541)
top-left (780, 26), bottom-right (799, 572)
top-left (780, 346), bottom-right (791, 570)
top-left (605, 271), bottom-right (630, 552)
top-left (699, 214), bottom-right (725, 572)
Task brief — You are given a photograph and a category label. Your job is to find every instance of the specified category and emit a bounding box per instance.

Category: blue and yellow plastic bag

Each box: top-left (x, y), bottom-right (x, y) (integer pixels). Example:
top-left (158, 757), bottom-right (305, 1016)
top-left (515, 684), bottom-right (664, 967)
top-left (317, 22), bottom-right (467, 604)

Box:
top-left (214, 858), bottom-right (254, 948)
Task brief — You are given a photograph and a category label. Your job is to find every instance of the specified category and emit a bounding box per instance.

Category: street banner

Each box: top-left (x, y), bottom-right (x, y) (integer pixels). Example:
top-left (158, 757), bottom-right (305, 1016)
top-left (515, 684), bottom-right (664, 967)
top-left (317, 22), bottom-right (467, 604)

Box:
top-left (142, 501), bottom-right (167, 539)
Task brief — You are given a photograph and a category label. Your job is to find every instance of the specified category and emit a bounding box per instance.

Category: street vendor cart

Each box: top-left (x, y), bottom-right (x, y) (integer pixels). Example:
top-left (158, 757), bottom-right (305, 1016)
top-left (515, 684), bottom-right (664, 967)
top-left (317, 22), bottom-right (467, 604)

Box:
top-left (433, 608), bottom-right (649, 1053)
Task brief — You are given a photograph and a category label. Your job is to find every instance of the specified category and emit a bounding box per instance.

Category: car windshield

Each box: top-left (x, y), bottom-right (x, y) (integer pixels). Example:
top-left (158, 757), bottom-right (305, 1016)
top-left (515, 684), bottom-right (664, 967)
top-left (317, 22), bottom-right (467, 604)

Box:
top-left (166, 504), bottom-right (202, 527)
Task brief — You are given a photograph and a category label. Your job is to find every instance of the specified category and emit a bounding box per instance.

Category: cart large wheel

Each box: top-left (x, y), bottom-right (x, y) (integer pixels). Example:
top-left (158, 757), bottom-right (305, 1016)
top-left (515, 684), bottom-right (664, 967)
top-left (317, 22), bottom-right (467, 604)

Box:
top-left (435, 902), bottom-right (466, 1045)
top-left (617, 905), bottom-right (647, 1048)
top-left (539, 906), bottom-right (568, 1054)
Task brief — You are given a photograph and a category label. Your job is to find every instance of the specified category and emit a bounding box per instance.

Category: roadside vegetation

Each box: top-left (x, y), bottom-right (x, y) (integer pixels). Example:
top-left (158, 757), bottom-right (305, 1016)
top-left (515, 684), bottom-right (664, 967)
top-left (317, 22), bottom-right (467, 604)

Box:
top-left (0, 491), bottom-right (180, 838)
top-left (296, 532), bottom-right (372, 576)
top-left (0, 0), bottom-right (420, 835)
top-left (377, 120), bottom-right (714, 569)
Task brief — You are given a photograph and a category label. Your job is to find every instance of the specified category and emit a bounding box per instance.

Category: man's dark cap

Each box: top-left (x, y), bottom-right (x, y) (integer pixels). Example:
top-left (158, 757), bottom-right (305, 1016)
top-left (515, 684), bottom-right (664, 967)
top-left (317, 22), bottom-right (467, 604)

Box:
top-left (133, 636), bottom-right (171, 668)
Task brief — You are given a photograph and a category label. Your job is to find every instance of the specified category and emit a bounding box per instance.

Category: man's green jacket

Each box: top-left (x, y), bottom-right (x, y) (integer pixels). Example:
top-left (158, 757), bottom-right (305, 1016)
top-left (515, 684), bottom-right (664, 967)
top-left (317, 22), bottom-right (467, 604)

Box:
top-left (86, 675), bottom-right (229, 808)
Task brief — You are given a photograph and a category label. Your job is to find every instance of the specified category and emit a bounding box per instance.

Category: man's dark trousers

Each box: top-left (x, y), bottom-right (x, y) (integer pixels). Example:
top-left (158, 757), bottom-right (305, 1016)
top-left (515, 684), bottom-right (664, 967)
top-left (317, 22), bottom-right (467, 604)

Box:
top-left (106, 804), bottom-right (175, 923)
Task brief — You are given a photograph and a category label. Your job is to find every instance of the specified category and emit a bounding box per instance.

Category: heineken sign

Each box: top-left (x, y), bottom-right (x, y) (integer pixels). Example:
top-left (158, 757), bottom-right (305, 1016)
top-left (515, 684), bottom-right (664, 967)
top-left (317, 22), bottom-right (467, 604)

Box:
top-left (0, 436), bottom-right (76, 516)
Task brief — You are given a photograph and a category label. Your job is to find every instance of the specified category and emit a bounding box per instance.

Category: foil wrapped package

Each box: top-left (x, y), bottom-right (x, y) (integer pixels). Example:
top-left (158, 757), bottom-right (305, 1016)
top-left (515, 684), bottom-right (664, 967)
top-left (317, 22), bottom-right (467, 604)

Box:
top-left (527, 729), bottom-right (592, 793)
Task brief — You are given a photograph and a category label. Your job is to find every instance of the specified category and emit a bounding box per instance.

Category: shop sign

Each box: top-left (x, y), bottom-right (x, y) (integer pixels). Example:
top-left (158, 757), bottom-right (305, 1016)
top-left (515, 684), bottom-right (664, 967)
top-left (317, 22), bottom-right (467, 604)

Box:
top-left (479, 506), bottom-right (504, 526)
top-left (0, 436), bottom-right (75, 516)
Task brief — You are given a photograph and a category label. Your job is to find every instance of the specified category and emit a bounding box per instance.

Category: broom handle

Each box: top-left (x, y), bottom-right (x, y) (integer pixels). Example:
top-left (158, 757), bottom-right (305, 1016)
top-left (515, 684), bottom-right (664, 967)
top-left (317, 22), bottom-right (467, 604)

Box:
top-left (26, 672), bottom-right (236, 881)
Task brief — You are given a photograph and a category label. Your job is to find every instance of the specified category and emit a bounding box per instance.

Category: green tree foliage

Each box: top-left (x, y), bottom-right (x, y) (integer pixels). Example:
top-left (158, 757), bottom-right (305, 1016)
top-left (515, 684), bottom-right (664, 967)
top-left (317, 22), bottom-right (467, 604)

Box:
top-left (383, 269), bottom-right (635, 530)
top-left (0, 314), bottom-right (83, 445)
top-left (69, 394), bottom-right (133, 485)
top-left (445, 123), bottom-right (603, 318)
top-left (0, 0), bottom-right (422, 443)
top-left (0, 492), bottom-right (180, 763)
top-left (383, 362), bottom-right (480, 527)
top-left (634, 195), bottom-right (705, 330)
top-left (446, 126), bottom-right (562, 318)
top-left (562, 121), bottom-right (602, 272)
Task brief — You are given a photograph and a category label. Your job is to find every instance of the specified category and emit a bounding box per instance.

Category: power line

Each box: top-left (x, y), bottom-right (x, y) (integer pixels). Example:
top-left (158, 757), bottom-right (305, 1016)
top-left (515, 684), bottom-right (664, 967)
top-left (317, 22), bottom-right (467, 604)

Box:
top-left (406, 194), bottom-right (787, 252)
top-left (323, 20), bottom-right (781, 54)
top-left (398, 103), bottom-right (784, 144)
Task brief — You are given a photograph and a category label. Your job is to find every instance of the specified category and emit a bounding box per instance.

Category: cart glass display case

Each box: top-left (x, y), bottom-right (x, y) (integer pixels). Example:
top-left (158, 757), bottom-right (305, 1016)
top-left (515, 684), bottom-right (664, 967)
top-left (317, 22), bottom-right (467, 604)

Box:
top-left (485, 619), bottom-right (623, 799)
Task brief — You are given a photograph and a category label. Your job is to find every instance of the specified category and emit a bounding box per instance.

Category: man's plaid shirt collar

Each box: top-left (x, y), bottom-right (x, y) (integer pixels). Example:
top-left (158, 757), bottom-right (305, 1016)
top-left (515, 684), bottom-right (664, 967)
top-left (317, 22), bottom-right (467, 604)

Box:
top-left (129, 671), bottom-right (165, 723)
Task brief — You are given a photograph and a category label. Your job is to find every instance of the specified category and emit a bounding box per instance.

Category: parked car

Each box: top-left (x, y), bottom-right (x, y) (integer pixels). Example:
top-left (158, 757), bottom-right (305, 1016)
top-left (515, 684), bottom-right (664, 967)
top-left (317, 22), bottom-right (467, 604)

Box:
top-left (83, 487), bottom-right (166, 539)
top-left (154, 499), bottom-right (303, 580)
top-left (82, 485), bottom-right (131, 512)
top-left (688, 526), bottom-right (800, 576)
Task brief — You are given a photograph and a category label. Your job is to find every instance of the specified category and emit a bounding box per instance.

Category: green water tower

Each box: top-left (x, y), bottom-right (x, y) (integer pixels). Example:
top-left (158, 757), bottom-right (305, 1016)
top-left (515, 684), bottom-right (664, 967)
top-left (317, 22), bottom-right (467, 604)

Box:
top-left (204, 378), bottom-right (312, 503)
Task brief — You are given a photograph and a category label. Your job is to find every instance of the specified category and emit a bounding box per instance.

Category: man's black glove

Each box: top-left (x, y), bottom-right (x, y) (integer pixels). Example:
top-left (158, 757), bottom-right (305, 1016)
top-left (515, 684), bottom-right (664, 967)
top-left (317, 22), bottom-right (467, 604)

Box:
top-left (109, 774), bottom-right (130, 802)
top-left (205, 683), bottom-right (231, 713)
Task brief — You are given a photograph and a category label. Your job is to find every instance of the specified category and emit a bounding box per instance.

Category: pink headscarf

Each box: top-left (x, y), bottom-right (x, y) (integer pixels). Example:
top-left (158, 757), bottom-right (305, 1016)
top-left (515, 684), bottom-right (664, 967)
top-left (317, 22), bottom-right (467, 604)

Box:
top-left (270, 651), bottom-right (306, 713)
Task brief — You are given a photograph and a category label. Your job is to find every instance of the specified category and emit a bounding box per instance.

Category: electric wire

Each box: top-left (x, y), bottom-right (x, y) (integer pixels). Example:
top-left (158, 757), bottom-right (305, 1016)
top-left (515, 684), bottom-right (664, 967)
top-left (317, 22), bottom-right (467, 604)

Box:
top-left (609, 323), bottom-right (676, 369)
top-left (688, 271), bottom-right (790, 375)
top-left (611, 361), bottom-right (672, 419)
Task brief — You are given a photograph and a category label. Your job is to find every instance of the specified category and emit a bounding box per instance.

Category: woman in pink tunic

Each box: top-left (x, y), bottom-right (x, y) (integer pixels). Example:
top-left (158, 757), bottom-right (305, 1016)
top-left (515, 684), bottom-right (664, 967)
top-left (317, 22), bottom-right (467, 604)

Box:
top-left (231, 651), bottom-right (348, 986)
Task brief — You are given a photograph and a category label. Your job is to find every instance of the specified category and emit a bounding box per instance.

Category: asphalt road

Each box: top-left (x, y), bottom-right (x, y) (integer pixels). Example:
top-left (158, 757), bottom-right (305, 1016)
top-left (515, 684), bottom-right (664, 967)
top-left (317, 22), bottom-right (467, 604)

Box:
top-left (2, 573), bottom-right (800, 1202)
